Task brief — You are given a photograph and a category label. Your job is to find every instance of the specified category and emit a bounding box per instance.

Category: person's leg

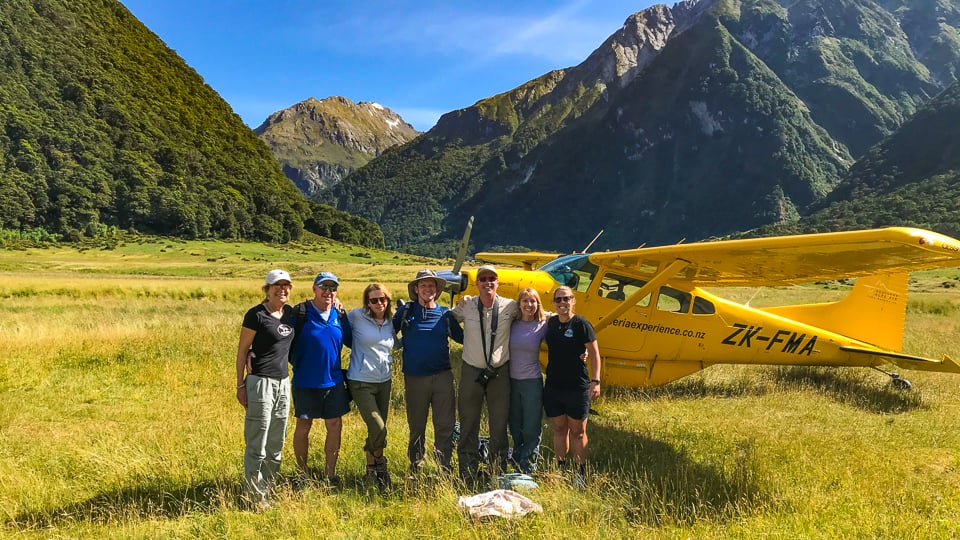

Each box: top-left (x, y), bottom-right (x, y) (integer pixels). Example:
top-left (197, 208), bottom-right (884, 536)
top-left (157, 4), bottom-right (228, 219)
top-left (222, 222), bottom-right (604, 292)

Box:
top-left (485, 369), bottom-right (511, 475)
top-left (262, 377), bottom-right (290, 491)
top-left (404, 374), bottom-right (430, 471)
top-left (551, 414), bottom-right (570, 463)
top-left (293, 417), bottom-right (314, 476)
top-left (350, 380), bottom-right (384, 457)
top-left (323, 416), bottom-right (343, 480)
top-left (242, 375), bottom-right (272, 502)
top-left (508, 378), bottom-right (524, 469)
top-left (431, 370), bottom-right (457, 473)
top-left (515, 378), bottom-right (543, 473)
top-left (569, 415), bottom-right (589, 464)
top-left (457, 364), bottom-right (483, 481)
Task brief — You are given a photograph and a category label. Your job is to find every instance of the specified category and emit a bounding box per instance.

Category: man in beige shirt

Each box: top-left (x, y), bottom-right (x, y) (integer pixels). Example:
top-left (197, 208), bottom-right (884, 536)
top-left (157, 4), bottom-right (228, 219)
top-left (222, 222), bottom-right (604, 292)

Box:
top-left (451, 264), bottom-right (520, 487)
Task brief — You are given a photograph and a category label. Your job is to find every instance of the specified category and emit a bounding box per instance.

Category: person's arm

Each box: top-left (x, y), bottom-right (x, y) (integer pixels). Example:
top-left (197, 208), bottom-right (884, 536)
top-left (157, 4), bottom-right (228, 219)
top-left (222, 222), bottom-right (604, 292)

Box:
top-left (393, 301), bottom-right (407, 334)
top-left (236, 327), bottom-right (256, 408)
top-left (585, 339), bottom-right (601, 400)
top-left (341, 309), bottom-right (353, 349)
top-left (446, 311), bottom-right (464, 344)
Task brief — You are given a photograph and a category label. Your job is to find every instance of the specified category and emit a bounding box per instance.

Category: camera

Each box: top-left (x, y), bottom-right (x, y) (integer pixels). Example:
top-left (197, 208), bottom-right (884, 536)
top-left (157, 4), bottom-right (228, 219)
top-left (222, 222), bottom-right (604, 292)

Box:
top-left (475, 367), bottom-right (498, 388)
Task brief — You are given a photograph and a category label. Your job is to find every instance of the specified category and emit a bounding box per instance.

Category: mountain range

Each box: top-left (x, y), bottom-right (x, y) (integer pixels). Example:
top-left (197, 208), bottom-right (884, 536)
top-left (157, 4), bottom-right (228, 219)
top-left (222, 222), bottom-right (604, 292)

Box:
top-left (322, 0), bottom-right (960, 253)
top-left (254, 97), bottom-right (418, 197)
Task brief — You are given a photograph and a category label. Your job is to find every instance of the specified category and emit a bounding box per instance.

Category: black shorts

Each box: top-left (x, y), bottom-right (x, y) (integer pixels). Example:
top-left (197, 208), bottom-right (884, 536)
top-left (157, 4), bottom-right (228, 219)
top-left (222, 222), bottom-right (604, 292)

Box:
top-left (293, 383), bottom-right (350, 419)
top-left (542, 385), bottom-right (590, 421)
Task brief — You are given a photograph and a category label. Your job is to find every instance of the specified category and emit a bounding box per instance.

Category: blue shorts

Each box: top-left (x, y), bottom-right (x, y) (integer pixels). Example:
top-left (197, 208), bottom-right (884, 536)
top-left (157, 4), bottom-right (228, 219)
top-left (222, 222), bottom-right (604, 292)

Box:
top-left (542, 385), bottom-right (590, 421)
top-left (293, 383), bottom-right (350, 419)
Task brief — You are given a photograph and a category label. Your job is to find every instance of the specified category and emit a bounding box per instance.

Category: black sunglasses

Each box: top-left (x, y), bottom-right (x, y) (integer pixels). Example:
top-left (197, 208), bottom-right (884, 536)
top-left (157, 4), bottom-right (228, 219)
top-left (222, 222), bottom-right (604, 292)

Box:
top-left (553, 296), bottom-right (573, 303)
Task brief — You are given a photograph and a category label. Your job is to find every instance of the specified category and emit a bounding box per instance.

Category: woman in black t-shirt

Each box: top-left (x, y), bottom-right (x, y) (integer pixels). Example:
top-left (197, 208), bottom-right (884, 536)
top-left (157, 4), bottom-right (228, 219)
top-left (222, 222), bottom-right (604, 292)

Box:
top-left (543, 286), bottom-right (601, 488)
top-left (235, 269), bottom-right (296, 510)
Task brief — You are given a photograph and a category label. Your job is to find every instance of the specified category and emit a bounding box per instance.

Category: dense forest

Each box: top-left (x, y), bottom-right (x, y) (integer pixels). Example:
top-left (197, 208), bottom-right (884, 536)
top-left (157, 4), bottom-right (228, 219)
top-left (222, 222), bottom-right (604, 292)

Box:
top-left (0, 0), bottom-right (382, 247)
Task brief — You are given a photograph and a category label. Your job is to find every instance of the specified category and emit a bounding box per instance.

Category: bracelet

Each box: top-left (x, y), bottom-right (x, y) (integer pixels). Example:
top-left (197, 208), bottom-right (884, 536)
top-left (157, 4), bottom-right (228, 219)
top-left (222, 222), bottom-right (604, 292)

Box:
top-left (237, 383), bottom-right (245, 388)
top-left (590, 379), bottom-right (600, 384)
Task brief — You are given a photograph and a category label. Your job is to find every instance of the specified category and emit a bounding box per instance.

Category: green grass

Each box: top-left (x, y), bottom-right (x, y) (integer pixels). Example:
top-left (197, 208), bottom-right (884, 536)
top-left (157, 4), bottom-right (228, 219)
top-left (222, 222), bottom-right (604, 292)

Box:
top-left (3, 242), bottom-right (960, 538)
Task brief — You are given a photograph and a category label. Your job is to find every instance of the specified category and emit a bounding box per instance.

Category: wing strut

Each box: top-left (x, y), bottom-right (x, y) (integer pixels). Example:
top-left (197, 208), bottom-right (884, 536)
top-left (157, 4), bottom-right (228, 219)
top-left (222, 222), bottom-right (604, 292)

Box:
top-left (594, 258), bottom-right (691, 334)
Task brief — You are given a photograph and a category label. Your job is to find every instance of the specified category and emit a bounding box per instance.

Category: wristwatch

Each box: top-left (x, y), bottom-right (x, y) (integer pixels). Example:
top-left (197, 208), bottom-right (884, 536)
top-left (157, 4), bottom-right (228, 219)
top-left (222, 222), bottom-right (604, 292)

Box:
top-left (590, 379), bottom-right (600, 384)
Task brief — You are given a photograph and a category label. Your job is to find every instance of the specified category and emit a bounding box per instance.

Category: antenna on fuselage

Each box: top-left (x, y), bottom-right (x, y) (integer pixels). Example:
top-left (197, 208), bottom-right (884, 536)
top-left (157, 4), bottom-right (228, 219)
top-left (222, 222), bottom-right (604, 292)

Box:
top-left (581, 229), bottom-right (604, 253)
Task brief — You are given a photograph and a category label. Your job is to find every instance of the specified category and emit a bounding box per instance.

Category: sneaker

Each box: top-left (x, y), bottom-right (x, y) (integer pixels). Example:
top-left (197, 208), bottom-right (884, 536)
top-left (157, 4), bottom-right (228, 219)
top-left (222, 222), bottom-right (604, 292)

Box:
top-left (252, 499), bottom-right (273, 513)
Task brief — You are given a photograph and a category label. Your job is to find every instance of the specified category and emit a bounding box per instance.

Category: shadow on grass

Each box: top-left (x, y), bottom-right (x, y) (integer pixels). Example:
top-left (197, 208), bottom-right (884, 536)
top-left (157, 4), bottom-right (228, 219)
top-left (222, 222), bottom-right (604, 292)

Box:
top-left (6, 477), bottom-right (238, 530)
top-left (770, 366), bottom-right (923, 414)
top-left (606, 366), bottom-right (922, 414)
top-left (583, 421), bottom-right (769, 528)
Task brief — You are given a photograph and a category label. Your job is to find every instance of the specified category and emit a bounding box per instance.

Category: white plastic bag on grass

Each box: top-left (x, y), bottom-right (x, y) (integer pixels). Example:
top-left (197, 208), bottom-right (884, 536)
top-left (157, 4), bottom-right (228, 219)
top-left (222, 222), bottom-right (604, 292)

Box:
top-left (457, 489), bottom-right (543, 518)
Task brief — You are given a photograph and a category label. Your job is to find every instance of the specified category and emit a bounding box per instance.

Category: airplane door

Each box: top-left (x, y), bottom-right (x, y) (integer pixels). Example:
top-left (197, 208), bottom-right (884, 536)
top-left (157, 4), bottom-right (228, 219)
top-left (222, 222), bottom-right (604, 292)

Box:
top-left (589, 272), bottom-right (651, 354)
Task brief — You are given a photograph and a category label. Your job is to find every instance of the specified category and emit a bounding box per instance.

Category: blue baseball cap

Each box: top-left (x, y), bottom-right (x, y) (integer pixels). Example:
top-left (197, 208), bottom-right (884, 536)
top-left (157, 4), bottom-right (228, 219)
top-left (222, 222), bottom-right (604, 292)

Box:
top-left (313, 271), bottom-right (339, 286)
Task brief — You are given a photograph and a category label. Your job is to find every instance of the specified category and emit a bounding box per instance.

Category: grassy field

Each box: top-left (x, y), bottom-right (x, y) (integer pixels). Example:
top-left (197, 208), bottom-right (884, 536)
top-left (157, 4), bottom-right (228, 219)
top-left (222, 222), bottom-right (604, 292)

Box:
top-left (2, 238), bottom-right (960, 538)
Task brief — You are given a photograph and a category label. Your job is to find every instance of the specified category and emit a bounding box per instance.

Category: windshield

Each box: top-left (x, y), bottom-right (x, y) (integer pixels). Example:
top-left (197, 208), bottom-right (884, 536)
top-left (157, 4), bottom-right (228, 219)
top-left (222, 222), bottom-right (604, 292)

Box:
top-left (540, 254), bottom-right (598, 293)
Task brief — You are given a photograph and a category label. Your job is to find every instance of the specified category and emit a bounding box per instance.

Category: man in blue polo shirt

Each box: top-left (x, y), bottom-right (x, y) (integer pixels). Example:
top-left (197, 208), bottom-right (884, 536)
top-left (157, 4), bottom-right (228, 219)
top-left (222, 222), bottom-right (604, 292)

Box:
top-left (290, 271), bottom-right (351, 488)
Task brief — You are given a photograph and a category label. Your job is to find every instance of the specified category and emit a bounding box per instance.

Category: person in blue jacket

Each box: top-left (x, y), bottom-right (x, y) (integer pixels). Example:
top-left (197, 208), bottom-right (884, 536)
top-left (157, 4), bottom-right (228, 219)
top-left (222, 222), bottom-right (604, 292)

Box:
top-left (289, 271), bottom-right (351, 488)
top-left (393, 269), bottom-right (463, 476)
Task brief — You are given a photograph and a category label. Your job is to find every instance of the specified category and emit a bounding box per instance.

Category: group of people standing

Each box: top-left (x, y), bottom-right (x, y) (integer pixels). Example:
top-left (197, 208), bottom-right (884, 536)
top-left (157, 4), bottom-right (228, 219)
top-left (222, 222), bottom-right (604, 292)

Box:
top-left (234, 264), bottom-right (601, 509)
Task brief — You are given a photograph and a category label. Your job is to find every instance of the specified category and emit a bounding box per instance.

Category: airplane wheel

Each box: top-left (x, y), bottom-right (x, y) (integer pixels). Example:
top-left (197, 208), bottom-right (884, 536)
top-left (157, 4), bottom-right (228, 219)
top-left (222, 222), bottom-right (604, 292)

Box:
top-left (891, 377), bottom-right (912, 391)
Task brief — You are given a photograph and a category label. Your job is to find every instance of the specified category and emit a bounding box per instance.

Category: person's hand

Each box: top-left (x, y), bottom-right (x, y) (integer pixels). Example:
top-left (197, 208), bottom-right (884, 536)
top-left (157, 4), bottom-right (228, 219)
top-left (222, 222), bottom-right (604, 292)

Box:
top-left (458, 295), bottom-right (472, 308)
top-left (237, 384), bottom-right (247, 408)
top-left (588, 381), bottom-right (600, 401)
top-left (580, 351), bottom-right (588, 362)
top-left (246, 351), bottom-right (255, 374)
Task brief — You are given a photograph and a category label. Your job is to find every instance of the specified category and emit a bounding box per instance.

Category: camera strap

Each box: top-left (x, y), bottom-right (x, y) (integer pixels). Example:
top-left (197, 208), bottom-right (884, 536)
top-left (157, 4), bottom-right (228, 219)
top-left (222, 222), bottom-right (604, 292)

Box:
top-left (478, 296), bottom-right (499, 370)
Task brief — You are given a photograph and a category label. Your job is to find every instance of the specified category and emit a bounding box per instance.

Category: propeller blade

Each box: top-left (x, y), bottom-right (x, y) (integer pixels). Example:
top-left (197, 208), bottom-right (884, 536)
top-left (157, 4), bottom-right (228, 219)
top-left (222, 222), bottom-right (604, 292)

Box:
top-left (452, 216), bottom-right (474, 274)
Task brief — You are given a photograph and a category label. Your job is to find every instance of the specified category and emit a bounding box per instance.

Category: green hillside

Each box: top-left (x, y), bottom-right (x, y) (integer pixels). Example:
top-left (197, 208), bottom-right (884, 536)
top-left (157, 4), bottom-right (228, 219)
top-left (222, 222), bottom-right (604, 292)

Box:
top-left (0, 0), bottom-right (382, 247)
top-left (760, 80), bottom-right (960, 238)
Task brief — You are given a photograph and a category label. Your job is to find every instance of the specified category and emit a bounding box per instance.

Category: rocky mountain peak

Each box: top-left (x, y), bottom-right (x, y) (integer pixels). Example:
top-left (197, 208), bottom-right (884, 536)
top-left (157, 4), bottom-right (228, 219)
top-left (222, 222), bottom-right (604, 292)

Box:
top-left (255, 96), bottom-right (419, 195)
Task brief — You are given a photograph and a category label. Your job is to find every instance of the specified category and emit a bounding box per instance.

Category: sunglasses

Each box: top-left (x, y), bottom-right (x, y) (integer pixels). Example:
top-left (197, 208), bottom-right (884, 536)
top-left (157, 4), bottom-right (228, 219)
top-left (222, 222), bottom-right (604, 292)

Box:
top-left (553, 296), bottom-right (573, 303)
top-left (368, 296), bottom-right (388, 304)
top-left (477, 276), bottom-right (498, 283)
top-left (317, 283), bottom-right (338, 292)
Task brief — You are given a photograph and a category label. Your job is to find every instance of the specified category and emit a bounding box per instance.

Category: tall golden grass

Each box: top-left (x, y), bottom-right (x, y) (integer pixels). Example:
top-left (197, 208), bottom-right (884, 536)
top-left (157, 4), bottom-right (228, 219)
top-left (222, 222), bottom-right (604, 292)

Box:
top-left (2, 242), bottom-right (960, 538)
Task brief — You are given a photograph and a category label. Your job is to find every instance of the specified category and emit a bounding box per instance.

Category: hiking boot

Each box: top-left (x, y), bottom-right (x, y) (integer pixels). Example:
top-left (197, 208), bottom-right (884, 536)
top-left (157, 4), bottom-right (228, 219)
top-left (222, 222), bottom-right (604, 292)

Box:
top-left (363, 465), bottom-right (378, 487)
top-left (374, 456), bottom-right (392, 491)
top-left (325, 475), bottom-right (342, 489)
top-left (292, 472), bottom-right (312, 492)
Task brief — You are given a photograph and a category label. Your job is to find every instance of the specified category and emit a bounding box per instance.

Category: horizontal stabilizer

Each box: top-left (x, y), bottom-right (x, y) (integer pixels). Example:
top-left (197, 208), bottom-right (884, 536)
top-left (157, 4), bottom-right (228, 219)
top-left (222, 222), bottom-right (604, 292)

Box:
top-left (840, 347), bottom-right (960, 374)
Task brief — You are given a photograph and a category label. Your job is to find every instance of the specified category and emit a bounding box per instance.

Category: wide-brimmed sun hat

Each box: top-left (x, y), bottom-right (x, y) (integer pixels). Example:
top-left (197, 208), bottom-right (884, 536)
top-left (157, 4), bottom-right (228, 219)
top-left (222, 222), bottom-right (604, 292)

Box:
top-left (407, 268), bottom-right (447, 299)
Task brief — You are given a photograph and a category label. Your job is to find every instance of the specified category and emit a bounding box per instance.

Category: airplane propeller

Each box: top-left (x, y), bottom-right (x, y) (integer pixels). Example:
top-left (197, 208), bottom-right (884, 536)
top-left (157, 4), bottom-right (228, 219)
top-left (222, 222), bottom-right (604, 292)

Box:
top-left (437, 216), bottom-right (473, 305)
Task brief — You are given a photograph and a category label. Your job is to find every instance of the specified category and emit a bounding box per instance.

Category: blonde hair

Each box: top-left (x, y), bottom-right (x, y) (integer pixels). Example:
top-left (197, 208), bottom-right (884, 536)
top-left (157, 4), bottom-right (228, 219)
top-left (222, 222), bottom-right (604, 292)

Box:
top-left (517, 288), bottom-right (546, 321)
top-left (362, 283), bottom-right (393, 319)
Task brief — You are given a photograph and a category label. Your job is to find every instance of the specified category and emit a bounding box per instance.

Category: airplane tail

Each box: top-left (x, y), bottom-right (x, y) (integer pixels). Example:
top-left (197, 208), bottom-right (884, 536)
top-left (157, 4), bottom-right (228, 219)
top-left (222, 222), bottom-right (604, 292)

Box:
top-left (763, 273), bottom-right (909, 351)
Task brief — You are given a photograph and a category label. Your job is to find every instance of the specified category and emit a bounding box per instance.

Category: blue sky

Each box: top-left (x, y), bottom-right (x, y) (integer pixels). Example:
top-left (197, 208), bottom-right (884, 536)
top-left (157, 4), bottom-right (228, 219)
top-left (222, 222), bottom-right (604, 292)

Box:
top-left (118, 1), bottom-right (659, 131)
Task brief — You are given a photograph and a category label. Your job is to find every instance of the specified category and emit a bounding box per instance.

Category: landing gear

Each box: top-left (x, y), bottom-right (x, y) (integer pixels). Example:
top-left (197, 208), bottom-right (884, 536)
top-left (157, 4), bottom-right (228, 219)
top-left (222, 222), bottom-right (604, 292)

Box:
top-left (890, 374), bottom-right (913, 391)
top-left (872, 367), bottom-right (912, 390)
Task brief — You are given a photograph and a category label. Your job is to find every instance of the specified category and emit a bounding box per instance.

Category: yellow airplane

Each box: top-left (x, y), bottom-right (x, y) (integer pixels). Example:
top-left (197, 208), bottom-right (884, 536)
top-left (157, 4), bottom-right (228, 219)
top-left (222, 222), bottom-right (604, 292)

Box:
top-left (438, 226), bottom-right (960, 390)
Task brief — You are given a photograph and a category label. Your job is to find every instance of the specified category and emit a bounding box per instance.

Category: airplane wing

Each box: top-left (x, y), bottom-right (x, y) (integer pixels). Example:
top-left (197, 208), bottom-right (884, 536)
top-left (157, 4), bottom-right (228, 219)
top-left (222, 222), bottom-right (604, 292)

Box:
top-left (475, 251), bottom-right (563, 271)
top-left (590, 227), bottom-right (960, 286)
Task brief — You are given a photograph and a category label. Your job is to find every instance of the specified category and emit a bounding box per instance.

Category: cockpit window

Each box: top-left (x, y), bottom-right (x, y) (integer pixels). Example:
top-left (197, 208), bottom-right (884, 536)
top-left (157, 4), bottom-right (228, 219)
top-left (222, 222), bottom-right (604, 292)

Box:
top-left (540, 254), bottom-right (598, 293)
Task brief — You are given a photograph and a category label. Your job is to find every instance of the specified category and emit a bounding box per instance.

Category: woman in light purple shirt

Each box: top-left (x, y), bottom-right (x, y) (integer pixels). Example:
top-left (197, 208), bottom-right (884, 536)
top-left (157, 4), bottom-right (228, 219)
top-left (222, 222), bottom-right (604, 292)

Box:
top-left (508, 287), bottom-right (550, 474)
